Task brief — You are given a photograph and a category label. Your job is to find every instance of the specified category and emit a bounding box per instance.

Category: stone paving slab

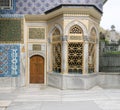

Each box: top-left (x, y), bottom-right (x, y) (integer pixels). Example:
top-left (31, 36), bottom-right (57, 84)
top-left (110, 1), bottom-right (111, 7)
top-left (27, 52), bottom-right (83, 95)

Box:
top-left (0, 108), bottom-right (6, 110)
top-left (6, 101), bottom-right (102, 110)
top-left (0, 86), bottom-right (120, 110)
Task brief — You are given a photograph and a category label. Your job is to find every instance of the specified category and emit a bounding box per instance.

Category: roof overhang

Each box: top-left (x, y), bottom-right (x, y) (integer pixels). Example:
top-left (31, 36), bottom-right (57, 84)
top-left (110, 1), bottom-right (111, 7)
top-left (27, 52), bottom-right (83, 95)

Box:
top-left (25, 6), bottom-right (102, 22)
top-left (103, 0), bottom-right (108, 4)
top-left (45, 4), bottom-right (102, 14)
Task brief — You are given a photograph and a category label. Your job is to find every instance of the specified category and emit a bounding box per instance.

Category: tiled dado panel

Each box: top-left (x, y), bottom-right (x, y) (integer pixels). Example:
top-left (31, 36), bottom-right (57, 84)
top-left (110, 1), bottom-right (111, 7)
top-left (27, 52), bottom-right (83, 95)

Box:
top-left (0, 0), bottom-right (103, 14)
top-left (0, 44), bottom-right (20, 77)
top-left (0, 18), bottom-right (23, 43)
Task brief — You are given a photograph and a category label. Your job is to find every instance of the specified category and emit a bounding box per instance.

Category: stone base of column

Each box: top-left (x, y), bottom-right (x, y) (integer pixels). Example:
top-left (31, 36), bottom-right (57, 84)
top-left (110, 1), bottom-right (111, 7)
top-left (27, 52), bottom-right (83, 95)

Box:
top-left (47, 72), bottom-right (98, 90)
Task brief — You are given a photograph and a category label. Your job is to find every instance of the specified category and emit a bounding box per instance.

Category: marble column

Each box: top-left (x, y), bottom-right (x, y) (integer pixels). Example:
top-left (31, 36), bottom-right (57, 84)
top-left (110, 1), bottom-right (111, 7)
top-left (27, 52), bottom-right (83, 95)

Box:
top-left (48, 37), bottom-right (53, 72)
top-left (95, 39), bottom-right (99, 73)
top-left (83, 36), bottom-right (89, 74)
top-left (61, 36), bottom-right (68, 74)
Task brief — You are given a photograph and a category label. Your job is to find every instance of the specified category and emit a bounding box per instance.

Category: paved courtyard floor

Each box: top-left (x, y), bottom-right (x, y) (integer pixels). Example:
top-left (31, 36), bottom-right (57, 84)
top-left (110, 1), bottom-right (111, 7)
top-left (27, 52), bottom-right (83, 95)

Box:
top-left (0, 85), bottom-right (120, 110)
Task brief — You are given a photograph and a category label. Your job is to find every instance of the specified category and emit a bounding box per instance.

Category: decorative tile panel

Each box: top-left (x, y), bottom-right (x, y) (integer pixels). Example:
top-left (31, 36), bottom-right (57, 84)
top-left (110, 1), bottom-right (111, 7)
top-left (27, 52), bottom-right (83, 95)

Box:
top-left (0, 44), bottom-right (20, 77)
top-left (0, 18), bottom-right (23, 43)
top-left (0, 0), bottom-right (103, 14)
top-left (29, 28), bottom-right (45, 39)
top-left (33, 44), bottom-right (41, 51)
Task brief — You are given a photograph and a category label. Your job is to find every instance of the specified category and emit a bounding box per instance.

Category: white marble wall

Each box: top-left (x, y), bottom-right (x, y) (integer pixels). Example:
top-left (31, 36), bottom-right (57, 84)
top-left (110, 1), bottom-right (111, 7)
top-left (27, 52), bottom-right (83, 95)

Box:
top-left (47, 72), bottom-right (99, 90)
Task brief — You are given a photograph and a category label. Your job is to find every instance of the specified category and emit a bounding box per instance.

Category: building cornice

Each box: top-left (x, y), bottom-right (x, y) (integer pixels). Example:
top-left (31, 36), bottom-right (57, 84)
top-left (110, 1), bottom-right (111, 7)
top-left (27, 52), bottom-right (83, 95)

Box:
top-left (45, 4), bottom-right (102, 15)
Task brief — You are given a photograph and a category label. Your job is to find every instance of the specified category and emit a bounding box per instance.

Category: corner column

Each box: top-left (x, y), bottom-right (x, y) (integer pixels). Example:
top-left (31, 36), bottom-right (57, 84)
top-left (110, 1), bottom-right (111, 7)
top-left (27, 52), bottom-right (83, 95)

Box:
top-left (83, 36), bottom-right (89, 74)
top-left (95, 39), bottom-right (99, 73)
top-left (48, 38), bottom-right (53, 72)
top-left (61, 36), bottom-right (68, 74)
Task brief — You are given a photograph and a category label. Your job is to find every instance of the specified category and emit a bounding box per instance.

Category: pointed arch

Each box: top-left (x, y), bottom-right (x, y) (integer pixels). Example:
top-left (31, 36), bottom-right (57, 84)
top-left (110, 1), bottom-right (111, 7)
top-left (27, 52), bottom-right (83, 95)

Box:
top-left (89, 26), bottom-right (99, 41)
top-left (49, 24), bottom-right (63, 38)
top-left (65, 20), bottom-right (88, 36)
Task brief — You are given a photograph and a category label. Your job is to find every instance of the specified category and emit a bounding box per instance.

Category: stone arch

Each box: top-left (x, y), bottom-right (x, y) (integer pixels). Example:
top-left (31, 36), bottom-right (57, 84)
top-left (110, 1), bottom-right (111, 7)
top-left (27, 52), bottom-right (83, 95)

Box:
top-left (89, 26), bottom-right (99, 41)
top-left (29, 52), bottom-right (45, 59)
top-left (49, 24), bottom-right (63, 38)
top-left (65, 20), bottom-right (88, 36)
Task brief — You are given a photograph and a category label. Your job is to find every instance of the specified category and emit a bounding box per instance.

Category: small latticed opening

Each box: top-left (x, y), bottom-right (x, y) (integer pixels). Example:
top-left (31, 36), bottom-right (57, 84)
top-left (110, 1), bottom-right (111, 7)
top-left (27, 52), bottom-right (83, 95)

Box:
top-left (69, 25), bottom-right (83, 40)
top-left (52, 28), bottom-right (61, 42)
top-left (52, 28), bottom-right (60, 36)
top-left (70, 25), bottom-right (83, 34)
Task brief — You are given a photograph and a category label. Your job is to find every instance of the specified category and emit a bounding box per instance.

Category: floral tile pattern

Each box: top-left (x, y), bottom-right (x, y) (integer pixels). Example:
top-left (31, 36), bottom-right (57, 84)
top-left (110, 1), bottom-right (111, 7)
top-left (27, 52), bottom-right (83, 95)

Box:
top-left (0, 44), bottom-right (20, 77)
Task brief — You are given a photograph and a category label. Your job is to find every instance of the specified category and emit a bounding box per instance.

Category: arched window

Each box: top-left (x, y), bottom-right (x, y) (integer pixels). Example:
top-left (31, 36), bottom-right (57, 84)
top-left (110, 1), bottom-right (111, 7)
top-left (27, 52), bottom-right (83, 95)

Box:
top-left (90, 28), bottom-right (96, 42)
top-left (69, 25), bottom-right (83, 40)
top-left (88, 28), bottom-right (97, 73)
top-left (68, 25), bottom-right (84, 74)
top-left (52, 28), bottom-right (61, 73)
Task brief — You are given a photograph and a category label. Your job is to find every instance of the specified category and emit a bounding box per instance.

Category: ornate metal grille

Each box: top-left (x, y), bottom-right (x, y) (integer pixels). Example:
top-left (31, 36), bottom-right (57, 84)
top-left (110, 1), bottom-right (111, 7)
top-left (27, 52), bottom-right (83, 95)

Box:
top-left (68, 42), bottom-right (83, 73)
top-left (70, 25), bottom-right (83, 34)
top-left (52, 43), bottom-right (61, 72)
top-left (52, 28), bottom-right (61, 42)
top-left (69, 25), bottom-right (83, 40)
top-left (52, 28), bottom-right (61, 73)
top-left (53, 28), bottom-right (60, 36)
top-left (88, 43), bottom-right (96, 73)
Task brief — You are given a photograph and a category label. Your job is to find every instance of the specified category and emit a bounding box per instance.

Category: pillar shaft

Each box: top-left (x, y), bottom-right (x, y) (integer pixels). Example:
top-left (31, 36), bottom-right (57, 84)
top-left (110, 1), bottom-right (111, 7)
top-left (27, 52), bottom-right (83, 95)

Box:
top-left (83, 40), bottom-right (89, 74)
top-left (95, 41), bottom-right (99, 73)
top-left (61, 36), bottom-right (68, 74)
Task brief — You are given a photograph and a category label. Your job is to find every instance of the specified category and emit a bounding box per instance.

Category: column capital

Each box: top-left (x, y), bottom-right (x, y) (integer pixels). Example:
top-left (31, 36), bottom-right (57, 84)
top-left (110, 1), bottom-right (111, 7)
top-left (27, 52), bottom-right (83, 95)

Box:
top-left (48, 37), bottom-right (52, 43)
top-left (83, 35), bottom-right (89, 41)
top-left (61, 35), bottom-right (68, 41)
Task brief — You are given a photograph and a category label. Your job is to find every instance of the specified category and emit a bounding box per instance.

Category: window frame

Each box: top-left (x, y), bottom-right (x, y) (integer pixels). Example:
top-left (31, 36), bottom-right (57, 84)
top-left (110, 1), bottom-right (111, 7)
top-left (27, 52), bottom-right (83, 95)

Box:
top-left (0, 0), bottom-right (12, 9)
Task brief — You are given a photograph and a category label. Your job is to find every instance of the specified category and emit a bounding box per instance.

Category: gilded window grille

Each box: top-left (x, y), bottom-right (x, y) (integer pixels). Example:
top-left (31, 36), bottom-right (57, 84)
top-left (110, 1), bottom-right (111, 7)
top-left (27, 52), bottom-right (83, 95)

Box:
top-left (88, 43), bottom-right (96, 73)
top-left (88, 28), bottom-right (96, 73)
top-left (52, 43), bottom-right (61, 72)
top-left (68, 42), bottom-right (83, 74)
top-left (52, 28), bottom-right (61, 73)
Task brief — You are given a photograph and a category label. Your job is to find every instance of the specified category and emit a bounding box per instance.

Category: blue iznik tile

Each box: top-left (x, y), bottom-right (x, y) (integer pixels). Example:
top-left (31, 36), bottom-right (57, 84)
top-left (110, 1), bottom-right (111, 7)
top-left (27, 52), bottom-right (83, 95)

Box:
top-left (0, 44), bottom-right (20, 77)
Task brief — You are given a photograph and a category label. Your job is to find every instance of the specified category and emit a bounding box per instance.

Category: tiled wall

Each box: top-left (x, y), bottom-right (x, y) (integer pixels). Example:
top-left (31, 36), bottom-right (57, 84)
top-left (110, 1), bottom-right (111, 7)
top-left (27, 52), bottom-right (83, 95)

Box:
top-left (0, 0), bottom-right (103, 15)
top-left (0, 44), bottom-right (20, 77)
top-left (0, 18), bottom-right (23, 42)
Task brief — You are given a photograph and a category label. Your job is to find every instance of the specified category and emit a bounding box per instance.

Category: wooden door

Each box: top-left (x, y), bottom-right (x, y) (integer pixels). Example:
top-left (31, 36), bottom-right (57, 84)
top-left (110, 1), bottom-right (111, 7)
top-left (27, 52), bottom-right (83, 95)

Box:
top-left (30, 55), bottom-right (44, 84)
